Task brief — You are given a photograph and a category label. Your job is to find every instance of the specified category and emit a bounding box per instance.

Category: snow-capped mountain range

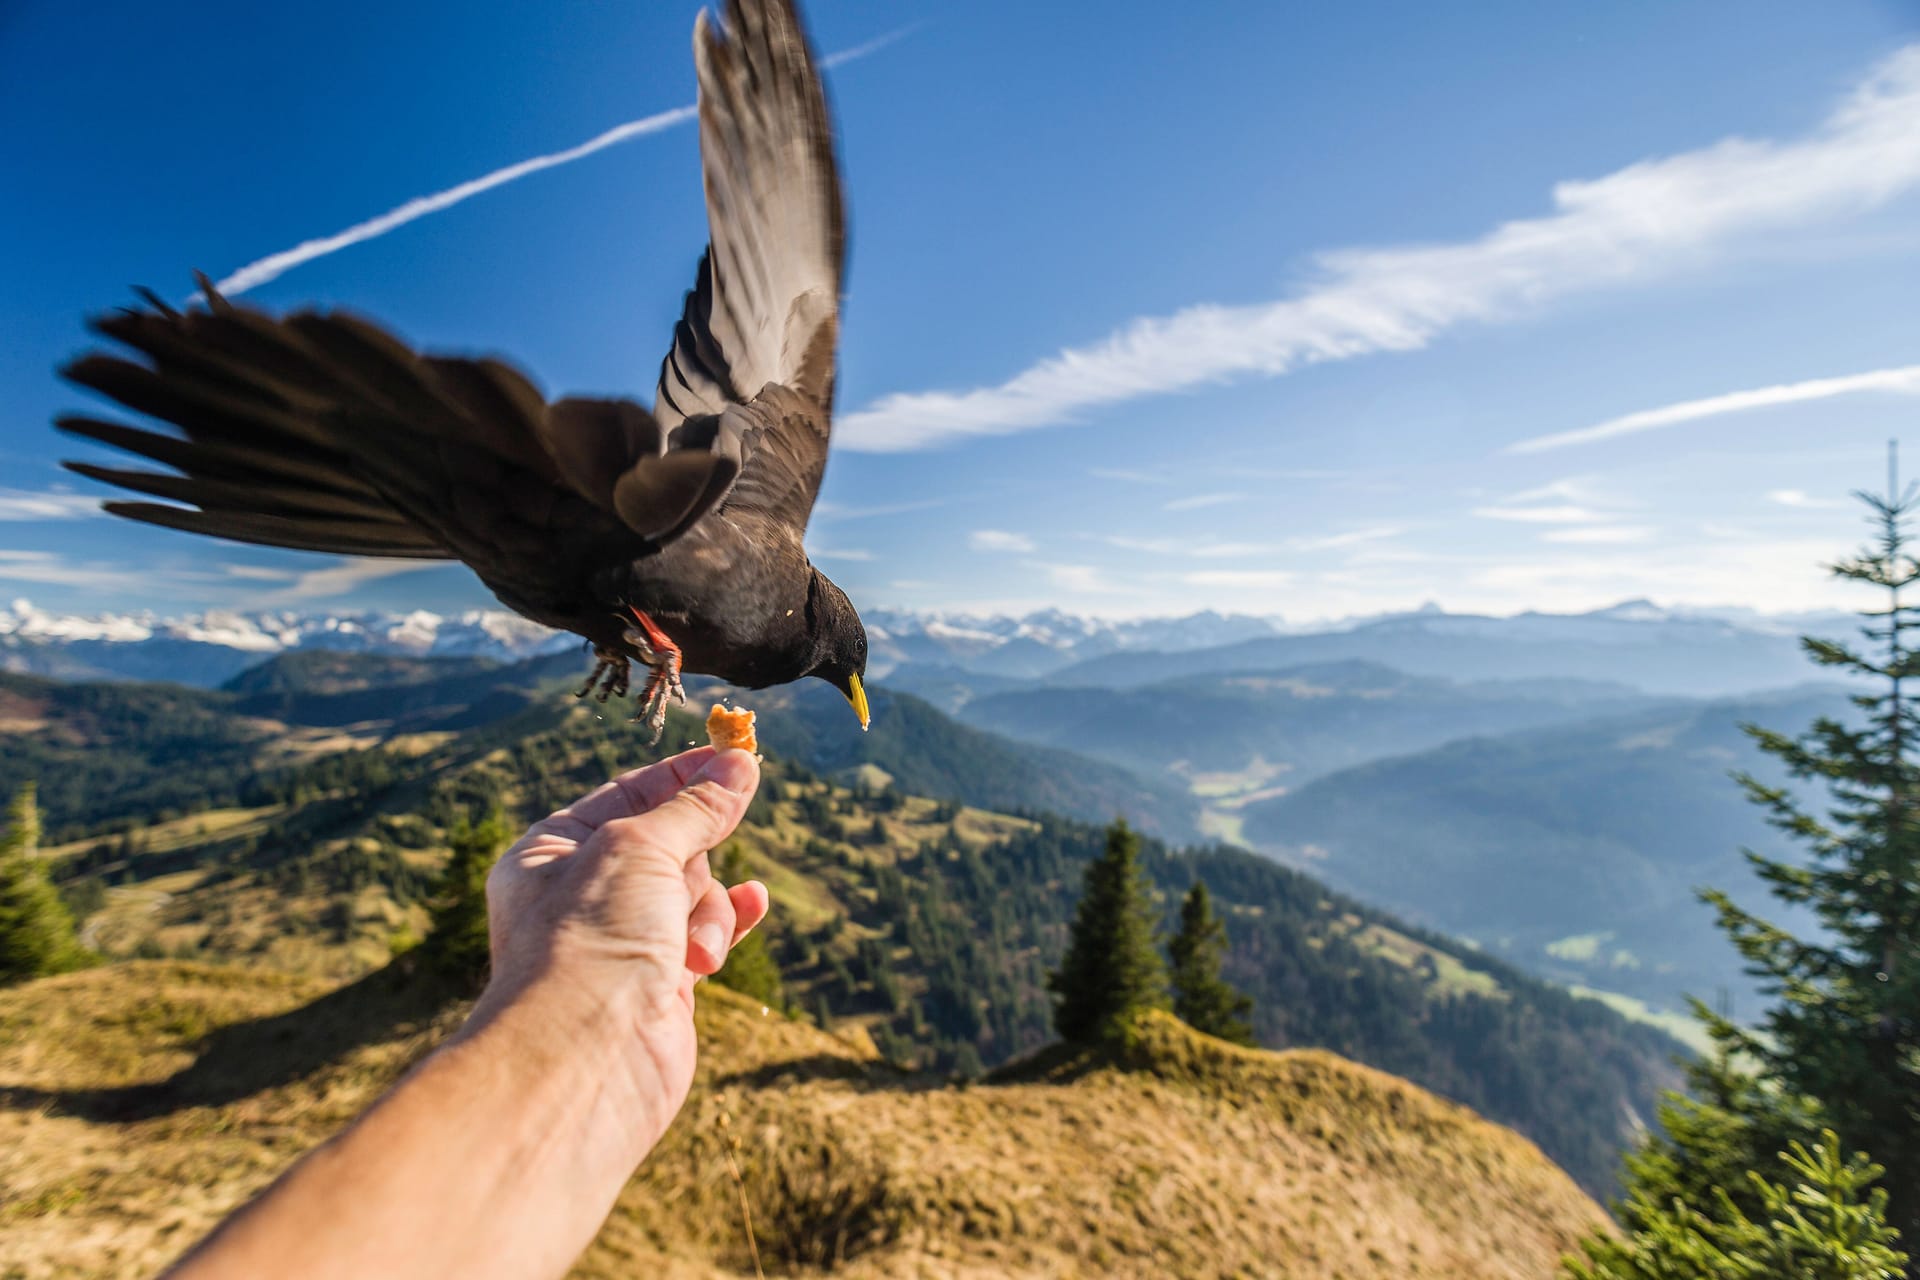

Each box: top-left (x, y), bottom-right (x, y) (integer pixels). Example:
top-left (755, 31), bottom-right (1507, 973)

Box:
top-left (0, 599), bottom-right (576, 687)
top-left (0, 595), bottom-right (1852, 693)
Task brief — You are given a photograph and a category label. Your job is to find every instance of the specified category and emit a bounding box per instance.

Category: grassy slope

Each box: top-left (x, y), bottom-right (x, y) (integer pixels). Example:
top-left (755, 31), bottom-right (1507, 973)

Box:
top-left (25, 692), bottom-right (1681, 1196)
top-left (0, 962), bottom-right (1607, 1280)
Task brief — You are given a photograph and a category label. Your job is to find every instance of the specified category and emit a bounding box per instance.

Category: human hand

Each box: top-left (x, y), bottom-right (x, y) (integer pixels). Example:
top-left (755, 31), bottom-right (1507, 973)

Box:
top-left (472, 746), bottom-right (769, 1153)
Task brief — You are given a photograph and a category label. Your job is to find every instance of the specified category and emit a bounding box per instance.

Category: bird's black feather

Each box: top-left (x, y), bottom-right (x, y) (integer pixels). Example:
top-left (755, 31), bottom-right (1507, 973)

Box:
top-left (52, 0), bottom-right (867, 707)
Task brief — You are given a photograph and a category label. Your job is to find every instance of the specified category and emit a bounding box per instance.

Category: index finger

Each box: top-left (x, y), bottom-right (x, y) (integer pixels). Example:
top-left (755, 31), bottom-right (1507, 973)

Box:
top-left (555, 746), bottom-right (718, 832)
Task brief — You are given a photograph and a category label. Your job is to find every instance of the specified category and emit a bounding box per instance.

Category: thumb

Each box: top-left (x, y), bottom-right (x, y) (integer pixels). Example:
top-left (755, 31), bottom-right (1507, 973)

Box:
top-left (609, 749), bottom-right (760, 866)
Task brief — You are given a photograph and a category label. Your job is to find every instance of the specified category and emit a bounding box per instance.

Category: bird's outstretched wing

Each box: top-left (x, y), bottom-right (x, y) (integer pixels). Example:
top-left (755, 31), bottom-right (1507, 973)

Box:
top-left (57, 289), bottom-right (750, 621)
top-left (654, 0), bottom-right (846, 527)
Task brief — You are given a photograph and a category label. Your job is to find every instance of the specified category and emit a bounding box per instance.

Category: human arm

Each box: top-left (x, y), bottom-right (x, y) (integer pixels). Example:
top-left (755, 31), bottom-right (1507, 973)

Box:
top-left (163, 746), bottom-right (766, 1280)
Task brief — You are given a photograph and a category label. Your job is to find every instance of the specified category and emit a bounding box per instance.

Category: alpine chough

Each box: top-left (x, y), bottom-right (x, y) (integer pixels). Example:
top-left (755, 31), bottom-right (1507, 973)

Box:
top-left (55, 0), bottom-right (867, 740)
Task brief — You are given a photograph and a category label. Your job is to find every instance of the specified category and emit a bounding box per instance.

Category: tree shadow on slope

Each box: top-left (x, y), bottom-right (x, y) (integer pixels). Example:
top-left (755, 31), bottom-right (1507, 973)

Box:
top-left (14, 961), bottom-right (457, 1122)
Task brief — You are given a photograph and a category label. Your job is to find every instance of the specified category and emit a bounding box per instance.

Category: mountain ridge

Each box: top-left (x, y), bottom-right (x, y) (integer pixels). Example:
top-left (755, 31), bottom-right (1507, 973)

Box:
top-left (3, 597), bottom-right (1852, 695)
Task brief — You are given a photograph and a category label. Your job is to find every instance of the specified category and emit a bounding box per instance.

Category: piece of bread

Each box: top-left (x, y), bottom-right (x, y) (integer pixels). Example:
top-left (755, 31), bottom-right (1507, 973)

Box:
top-left (706, 703), bottom-right (758, 754)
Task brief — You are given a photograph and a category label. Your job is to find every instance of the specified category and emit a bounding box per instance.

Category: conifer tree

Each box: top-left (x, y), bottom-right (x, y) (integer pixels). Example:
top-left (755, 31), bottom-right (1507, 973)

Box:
top-left (0, 785), bottom-right (87, 986)
top-left (1047, 819), bottom-right (1167, 1043)
top-left (713, 843), bottom-right (784, 1007)
top-left (1615, 1043), bottom-right (1822, 1227)
top-left (1697, 453), bottom-right (1920, 1242)
top-left (1565, 1130), bottom-right (1906, 1280)
top-left (1168, 882), bottom-right (1256, 1046)
top-left (423, 808), bottom-right (510, 991)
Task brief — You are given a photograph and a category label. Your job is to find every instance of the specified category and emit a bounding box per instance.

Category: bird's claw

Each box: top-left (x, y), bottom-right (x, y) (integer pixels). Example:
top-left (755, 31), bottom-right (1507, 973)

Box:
top-left (576, 649), bottom-right (631, 702)
top-left (633, 662), bottom-right (685, 744)
top-left (618, 608), bottom-right (686, 744)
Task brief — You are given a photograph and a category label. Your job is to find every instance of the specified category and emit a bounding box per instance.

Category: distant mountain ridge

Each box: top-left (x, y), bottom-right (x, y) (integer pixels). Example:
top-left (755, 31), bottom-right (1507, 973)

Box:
top-left (1237, 685), bottom-right (1848, 1012)
top-left (954, 659), bottom-right (1665, 785)
top-left (1, 596), bottom-right (1852, 695)
top-left (1039, 605), bottom-right (1840, 699)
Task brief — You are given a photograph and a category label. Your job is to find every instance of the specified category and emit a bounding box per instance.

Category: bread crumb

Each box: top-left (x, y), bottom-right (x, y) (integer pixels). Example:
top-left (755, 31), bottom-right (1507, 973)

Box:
top-left (706, 704), bottom-right (758, 754)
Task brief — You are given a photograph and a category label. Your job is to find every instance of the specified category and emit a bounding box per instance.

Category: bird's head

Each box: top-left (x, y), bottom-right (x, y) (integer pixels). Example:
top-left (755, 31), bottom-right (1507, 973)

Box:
top-left (806, 568), bottom-right (869, 730)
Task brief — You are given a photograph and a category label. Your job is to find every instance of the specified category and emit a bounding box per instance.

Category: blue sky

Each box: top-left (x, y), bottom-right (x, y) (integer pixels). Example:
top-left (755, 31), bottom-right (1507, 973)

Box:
top-left (5, 0), bottom-right (1920, 621)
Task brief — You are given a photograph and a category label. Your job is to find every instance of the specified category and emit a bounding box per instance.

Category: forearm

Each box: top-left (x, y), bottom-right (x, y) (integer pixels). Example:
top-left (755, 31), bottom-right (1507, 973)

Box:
top-left (165, 979), bottom-right (660, 1280)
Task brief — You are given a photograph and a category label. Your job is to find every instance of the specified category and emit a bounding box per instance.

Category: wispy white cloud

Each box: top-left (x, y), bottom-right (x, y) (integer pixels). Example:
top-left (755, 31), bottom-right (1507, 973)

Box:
top-left (1502, 477), bottom-right (1604, 505)
top-left (807, 546), bottom-right (875, 562)
top-left (1230, 467), bottom-right (1353, 482)
top-left (1102, 534), bottom-right (1281, 557)
top-left (1089, 467), bottom-right (1173, 485)
top-left (0, 489), bottom-right (104, 521)
top-left (1163, 492), bottom-right (1247, 512)
top-left (1769, 488), bottom-right (1850, 510)
top-left (1100, 526), bottom-right (1403, 558)
top-left (969, 529), bottom-right (1037, 554)
top-left (812, 496), bottom-right (953, 521)
top-left (1509, 364), bottom-right (1920, 454)
top-left (1027, 561), bottom-right (1124, 594)
top-left (1542, 525), bottom-right (1658, 544)
top-left (1474, 503), bottom-right (1607, 524)
top-left (1461, 537), bottom-right (1847, 614)
top-left (1288, 525), bottom-right (1407, 551)
top-left (207, 30), bottom-right (912, 298)
top-left (259, 557), bottom-right (443, 604)
top-left (839, 46), bottom-right (1920, 452)
top-left (0, 551), bottom-right (162, 591)
top-left (1182, 568), bottom-right (1297, 591)
top-left (1767, 488), bottom-right (1848, 509)
top-left (1099, 535), bottom-right (1188, 555)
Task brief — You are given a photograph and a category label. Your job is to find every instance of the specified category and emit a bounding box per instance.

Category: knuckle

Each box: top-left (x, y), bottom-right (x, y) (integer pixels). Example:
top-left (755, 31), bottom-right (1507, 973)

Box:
top-left (599, 814), bottom-right (674, 860)
top-left (676, 780), bottom-right (740, 828)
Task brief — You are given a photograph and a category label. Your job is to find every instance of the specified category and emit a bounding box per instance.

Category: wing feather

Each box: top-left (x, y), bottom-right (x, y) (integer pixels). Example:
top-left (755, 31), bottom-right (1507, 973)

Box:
top-left (53, 0), bottom-right (850, 601)
top-left (651, 0), bottom-right (844, 528)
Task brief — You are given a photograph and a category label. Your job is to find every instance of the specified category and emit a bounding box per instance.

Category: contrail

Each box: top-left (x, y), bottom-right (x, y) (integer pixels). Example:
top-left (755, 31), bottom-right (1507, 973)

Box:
top-left (209, 25), bottom-right (914, 298)
top-left (211, 104), bottom-right (697, 297)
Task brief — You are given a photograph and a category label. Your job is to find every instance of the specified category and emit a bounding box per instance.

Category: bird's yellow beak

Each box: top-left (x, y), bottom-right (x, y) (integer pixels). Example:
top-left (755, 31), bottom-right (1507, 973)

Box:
top-left (846, 673), bottom-right (870, 731)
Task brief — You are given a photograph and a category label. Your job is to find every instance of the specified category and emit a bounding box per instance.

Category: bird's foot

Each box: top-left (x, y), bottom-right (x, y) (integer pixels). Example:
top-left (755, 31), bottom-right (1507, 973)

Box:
top-left (576, 647), bottom-right (631, 703)
top-left (622, 608), bottom-right (688, 744)
top-left (634, 658), bottom-right (687, 744)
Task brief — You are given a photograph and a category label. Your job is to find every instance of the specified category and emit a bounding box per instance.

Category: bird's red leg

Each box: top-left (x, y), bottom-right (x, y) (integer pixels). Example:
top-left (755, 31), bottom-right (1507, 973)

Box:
top-left (621, 608), bottom-right (688, 743)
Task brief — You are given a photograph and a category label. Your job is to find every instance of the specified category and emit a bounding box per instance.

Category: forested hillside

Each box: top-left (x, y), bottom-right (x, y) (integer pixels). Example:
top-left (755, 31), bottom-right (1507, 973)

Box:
top-left (0, 660), bottom-right (1194, 842)
top-left (7, 662), bottom-right (1683, 1195)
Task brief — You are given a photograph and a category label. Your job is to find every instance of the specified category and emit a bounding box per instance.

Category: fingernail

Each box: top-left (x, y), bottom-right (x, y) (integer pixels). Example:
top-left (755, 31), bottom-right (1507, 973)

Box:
top-left (691, 923), bottom-right (728, 962)
top-left (692, 750), bottom-right (758, 795)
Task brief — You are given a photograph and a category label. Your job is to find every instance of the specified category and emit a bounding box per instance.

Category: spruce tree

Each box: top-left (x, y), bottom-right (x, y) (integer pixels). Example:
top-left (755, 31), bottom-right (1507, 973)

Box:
top-left (0, 785), bottom-right (87, 986)
top-left (423, 808), bottom-right (510, 991)
top-left (1047, 819), bottom-right (1167, 1043)
top-left (713, 843), bottom-right (784, 1007)
top-left (1168, 882), bottom-right (1256, 1046)
top-left (1565, 1130), bottom-right (1907, 1280)
top-left (1697, 455), bottom-right (1920, 1242)
top-left (1615, 1043), bottom-right (1822, 1227)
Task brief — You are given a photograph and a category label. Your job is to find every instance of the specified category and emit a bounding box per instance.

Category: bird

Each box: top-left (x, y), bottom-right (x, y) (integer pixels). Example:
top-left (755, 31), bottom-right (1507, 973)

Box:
top-left (53, 0), bottom-right (867, 743)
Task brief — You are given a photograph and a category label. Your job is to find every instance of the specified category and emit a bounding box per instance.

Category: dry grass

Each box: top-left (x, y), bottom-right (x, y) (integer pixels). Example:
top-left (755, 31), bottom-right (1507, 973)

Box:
top-left (0, 962), bottom-right (1606, 1279)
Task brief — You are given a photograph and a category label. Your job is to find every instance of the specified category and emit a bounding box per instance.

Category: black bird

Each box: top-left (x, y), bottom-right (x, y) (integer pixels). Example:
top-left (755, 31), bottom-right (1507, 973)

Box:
top-left (55, 0), bottom-right (866, 741)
